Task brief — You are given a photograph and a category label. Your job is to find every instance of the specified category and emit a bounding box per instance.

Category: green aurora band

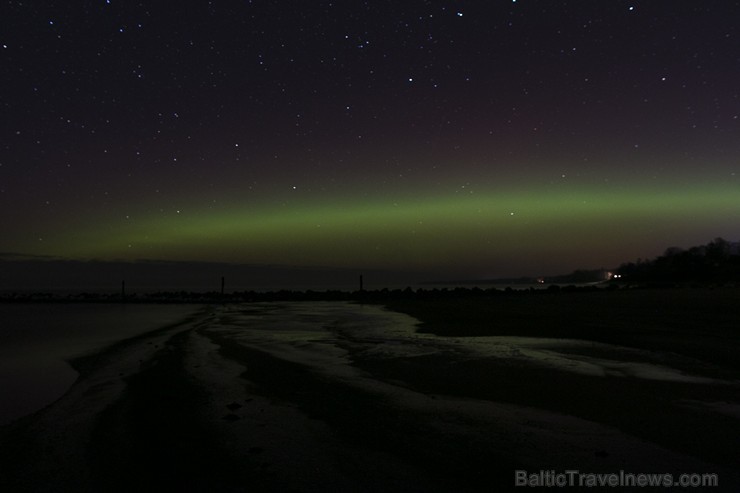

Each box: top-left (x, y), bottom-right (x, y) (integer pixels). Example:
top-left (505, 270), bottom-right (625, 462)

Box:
top-left (23, 182), bottom-right (739, 277)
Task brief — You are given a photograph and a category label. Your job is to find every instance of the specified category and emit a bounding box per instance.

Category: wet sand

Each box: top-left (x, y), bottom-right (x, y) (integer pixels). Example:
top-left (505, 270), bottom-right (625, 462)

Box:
top-left (1, 295), bottom-right (739, 491)
top-left (0, 303), bottom-right (203, 426)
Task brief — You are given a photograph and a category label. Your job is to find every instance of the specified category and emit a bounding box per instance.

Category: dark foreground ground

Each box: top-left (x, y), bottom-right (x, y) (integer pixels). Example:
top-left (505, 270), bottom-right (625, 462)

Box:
top-left (381, 288), bottom-right (740, 480)
top-left (1, 287), bottom-right (739, 492)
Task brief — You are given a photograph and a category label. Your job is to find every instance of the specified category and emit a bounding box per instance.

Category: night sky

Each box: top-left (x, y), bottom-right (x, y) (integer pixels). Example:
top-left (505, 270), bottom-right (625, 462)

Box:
top-left (2, 1), bottom-right (739, 282)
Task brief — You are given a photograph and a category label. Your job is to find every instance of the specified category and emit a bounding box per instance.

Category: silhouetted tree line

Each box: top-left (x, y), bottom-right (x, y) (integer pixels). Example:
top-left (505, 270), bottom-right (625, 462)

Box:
top-left (616, 238), bottom-right (740, 284)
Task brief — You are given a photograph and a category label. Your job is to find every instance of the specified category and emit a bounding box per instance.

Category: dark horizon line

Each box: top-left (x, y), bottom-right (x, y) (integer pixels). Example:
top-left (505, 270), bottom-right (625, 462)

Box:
top-left (0, 282), bottom-right (625, 304)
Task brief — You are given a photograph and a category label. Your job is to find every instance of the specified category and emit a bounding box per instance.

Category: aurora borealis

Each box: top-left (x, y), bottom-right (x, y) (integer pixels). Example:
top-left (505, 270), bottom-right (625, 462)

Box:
top-left (2, 1), bottom-right (739, 284)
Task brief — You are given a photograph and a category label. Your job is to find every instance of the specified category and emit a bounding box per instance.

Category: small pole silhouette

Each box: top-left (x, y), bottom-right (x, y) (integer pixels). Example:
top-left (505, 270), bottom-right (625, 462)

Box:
top-left (221, 276), bottom-right (225, 295)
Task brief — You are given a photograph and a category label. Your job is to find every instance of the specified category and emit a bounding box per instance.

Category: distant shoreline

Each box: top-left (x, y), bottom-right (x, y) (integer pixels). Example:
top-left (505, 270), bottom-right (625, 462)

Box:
top-left (3, 280), bottom-right (740, 304)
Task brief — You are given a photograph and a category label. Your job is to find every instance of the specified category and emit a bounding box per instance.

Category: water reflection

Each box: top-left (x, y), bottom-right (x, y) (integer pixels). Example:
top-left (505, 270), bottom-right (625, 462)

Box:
top-left (0, 303), bottom-right (200, 425)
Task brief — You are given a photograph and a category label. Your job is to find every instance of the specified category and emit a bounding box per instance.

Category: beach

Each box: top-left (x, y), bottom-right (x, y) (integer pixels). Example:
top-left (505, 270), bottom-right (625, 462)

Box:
top-left (1, 290), bottom-right (739, 491)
